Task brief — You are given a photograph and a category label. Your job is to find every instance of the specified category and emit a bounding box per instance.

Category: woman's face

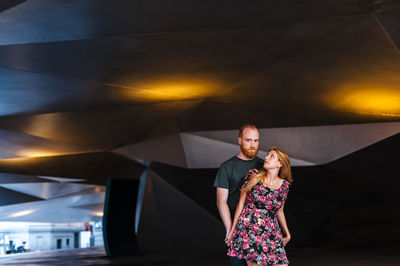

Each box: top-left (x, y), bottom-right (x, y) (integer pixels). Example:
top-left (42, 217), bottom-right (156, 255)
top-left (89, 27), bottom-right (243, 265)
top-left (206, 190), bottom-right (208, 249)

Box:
top-left (263, 150), bottom-right (282, 170)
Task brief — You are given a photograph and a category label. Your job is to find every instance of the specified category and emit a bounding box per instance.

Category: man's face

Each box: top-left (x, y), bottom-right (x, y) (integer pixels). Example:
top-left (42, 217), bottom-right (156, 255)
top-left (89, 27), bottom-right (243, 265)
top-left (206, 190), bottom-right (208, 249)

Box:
top-left (238, 127), bottom-right (260, 159)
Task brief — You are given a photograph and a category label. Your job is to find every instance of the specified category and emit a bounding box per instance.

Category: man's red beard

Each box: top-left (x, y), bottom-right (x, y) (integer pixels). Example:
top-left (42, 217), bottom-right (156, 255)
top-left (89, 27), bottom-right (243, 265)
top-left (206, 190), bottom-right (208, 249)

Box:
top-left (240, 145), bottom-right (259, 159)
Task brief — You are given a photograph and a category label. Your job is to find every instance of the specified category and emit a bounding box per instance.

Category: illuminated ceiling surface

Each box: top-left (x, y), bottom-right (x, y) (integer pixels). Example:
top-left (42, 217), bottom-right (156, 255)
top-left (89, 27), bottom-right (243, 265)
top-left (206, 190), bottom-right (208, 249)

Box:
top-left (0, 0), bottom-right (399, 221)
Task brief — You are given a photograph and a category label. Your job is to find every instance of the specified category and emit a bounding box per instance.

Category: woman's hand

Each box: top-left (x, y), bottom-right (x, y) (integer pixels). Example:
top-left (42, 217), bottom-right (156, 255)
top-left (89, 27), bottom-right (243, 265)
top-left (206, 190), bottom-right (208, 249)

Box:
top-left (225, 226), bottom-right (231, 240)
top-left (283, 235), bottom-right (291, 246)
top-left (224, 230), bottom-right (234, 245)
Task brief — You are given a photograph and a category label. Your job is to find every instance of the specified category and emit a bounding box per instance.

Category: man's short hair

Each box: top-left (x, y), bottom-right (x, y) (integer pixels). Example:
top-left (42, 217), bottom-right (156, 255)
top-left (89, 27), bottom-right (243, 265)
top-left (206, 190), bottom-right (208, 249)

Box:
top-left (239, 124), bottom-right (258, 137)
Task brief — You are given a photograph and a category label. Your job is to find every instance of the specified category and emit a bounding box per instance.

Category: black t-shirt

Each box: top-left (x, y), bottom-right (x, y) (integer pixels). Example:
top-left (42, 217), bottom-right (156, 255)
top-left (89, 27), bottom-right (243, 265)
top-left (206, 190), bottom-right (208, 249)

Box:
top-left (213, 156), bottom-right (264, 216)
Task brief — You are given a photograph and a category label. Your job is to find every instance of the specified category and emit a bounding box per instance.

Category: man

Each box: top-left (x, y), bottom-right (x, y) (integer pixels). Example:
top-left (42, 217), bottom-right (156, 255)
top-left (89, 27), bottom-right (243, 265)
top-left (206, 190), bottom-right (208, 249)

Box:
top-left (213, 124), bottom-right (264, 266)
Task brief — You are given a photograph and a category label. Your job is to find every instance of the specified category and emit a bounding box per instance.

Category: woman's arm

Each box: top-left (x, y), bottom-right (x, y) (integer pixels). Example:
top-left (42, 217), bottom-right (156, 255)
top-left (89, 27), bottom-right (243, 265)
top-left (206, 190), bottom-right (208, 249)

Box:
top-left (276, 203), bottom-right (291, 246)
top-left (225, 189), bottom-right (248, 244)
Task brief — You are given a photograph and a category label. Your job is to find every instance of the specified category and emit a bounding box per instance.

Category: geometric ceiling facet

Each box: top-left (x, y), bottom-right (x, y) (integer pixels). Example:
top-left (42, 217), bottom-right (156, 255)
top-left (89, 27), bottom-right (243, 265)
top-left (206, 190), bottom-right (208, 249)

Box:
top-left (50, 186), bottom-right (106, 199)
top-left (0, 128), bottom-right (85, 159)
top-left (0, 0), bottom-right (98, 45)
top-left (0, 68), bottom-right (94, 117)
top-left (0, 186), bottom-right (44, 206)
top-left (0, 151), bottom-right (145, 186)
top-left (191, 122), bottom-right (400, 164)
top-left (328, 132), bottom-right (400, 183)
top-left (180, 133), bottom-right (314, 168)
top-left (0, 173), bottom-right (54, 184)
top-left (37, 176), bottom-right (86, 183)
top-left (376, 8), bottom-right (400, 51)
top-left (0, 101), bottom-right (197, 150)
top-left (70, 202), bottom-right (104, 211)
top-left (148, 163), bottom-right (219, 218)
top-left (137, 170), bottom-right (224, 251)
top-left (0, 191), bottom-right (105, 222)
top-left (112, 134), bottom-right (188, 168)
top-left (0, 182), bottom-right (95, 200)
top-left (0, 0), bottom-right (369, 46)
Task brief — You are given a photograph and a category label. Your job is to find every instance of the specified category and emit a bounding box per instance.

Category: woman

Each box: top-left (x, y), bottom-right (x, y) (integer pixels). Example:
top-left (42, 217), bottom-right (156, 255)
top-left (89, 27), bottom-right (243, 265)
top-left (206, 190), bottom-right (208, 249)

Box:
top-left (226, 147), bottom-right (292, 266)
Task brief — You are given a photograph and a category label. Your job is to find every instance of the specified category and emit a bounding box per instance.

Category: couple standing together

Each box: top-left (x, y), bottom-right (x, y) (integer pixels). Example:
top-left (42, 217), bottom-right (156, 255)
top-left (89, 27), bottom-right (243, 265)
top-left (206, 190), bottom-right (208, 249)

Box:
top-left (214, 124), bottom-right (292, 266)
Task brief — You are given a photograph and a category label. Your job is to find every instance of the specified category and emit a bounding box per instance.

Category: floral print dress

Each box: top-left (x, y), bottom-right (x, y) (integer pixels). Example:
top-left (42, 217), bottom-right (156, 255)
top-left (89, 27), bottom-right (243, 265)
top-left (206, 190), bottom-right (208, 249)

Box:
top-left (227, 169), bottom-right (291, 265)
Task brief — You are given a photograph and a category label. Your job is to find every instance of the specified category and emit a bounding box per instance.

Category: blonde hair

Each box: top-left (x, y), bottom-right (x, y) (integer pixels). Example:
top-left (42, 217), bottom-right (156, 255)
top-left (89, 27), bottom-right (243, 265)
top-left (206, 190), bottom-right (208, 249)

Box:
top-left (243, 147), bottom-right (292, 192)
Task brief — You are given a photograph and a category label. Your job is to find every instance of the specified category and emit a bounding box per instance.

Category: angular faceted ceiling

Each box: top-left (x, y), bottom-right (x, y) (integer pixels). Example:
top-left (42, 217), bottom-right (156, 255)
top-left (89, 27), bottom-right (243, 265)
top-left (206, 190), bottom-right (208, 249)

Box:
top-left (0, 0), bottom-right (399, 221)
top-left (0, 0), bottom-right (399, 156)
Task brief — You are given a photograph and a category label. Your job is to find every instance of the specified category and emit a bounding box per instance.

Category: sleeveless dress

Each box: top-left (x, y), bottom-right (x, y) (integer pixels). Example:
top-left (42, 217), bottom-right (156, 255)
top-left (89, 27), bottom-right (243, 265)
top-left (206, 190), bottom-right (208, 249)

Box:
top-left (227, 169), bottom-right (291, 265)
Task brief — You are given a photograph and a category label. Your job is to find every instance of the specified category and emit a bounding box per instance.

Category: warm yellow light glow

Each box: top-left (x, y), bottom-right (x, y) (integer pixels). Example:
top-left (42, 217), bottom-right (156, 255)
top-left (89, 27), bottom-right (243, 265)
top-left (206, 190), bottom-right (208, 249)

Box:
top-left (17, 149), bottom-right (61, 158)
top-left (119, 78), bottom-right (222, 101)
top-left (25, 114), bottom-right (68, 142)
top-left (9, 210), bottom-right (36, 218)
top-left (94, 186), bottom-right (103, 193)
top-left (328, 86), bottom-right (400, 116)
top-left (93, 212), bottom-right (103, 217)
top-left (358, 112), bottom-right (400, 117)
top-left (14, 149), bottom-right (92, 159)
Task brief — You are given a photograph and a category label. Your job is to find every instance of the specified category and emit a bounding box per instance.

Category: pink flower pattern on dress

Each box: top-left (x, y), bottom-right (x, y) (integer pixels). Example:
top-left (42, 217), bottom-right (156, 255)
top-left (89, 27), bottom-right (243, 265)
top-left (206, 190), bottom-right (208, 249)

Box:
top-left (227, 169), bottom-right (291, 265)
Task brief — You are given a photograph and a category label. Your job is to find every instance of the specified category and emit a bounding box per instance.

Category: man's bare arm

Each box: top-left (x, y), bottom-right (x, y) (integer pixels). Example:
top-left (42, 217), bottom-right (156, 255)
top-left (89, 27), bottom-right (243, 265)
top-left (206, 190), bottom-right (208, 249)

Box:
top-left (216, 187), bottom-right (232, 237)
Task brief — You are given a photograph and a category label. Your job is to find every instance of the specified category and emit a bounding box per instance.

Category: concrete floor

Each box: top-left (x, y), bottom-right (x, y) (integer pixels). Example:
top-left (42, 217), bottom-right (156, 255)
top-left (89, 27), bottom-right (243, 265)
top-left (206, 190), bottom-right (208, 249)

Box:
top-left (0, 246), bottom-right (399, 265)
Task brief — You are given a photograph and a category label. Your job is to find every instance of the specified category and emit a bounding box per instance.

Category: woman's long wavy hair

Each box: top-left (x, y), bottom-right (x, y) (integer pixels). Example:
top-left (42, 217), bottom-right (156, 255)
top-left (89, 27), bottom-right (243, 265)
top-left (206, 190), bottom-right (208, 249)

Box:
top-left (243, 147), bottom-right (293, 192)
